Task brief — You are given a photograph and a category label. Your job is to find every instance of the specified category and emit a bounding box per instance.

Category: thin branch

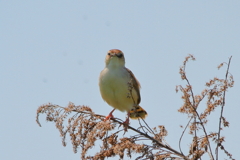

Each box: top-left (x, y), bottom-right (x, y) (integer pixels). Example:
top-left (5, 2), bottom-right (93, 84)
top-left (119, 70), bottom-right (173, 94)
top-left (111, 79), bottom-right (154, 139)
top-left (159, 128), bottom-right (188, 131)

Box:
top-left (140, 117), bottom-right (155, 134)
top-left (182, 57), bottom-right (199, 155)
top-left (179, 117), bottom-right (193, 154)
top-left (216, 56), bottom-right (232, 160)
top-left (187, 83), bottom-right (214, 160)
top-left (181, 58), bottom-right (215, 159)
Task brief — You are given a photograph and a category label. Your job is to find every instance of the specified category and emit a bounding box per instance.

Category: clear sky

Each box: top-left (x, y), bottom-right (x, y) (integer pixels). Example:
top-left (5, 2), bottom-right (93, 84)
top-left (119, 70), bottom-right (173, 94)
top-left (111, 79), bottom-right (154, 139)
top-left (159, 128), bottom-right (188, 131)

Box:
top-left (0, 1), bottom-right (239, 160)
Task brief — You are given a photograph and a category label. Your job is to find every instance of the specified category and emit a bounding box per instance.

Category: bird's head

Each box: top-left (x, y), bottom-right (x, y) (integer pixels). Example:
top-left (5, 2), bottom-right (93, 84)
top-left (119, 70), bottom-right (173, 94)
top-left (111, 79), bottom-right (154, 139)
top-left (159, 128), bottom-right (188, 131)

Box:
top-left (105, 49), bottom-right (125, 68)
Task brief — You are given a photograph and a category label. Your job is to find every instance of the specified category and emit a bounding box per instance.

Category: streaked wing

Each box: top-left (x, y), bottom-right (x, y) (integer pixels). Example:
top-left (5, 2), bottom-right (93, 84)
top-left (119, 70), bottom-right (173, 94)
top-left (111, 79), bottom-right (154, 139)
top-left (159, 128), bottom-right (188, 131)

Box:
top-left (125, 67), bottom-right (141, 104)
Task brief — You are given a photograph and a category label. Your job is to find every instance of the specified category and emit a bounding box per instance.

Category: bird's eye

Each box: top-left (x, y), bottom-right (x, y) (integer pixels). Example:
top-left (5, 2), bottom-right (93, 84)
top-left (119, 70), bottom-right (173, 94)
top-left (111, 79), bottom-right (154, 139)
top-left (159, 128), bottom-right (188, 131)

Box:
top-left (108, 53), bottom-right (111, 55)
top-left (116, 53), bottom-right (123, 58)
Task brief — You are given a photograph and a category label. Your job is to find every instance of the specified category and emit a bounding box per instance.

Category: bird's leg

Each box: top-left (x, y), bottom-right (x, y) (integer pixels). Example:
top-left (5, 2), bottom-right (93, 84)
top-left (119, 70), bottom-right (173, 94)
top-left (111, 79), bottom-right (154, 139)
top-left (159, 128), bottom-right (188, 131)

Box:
top-left (104, 109), bottom-right (115, 121)
top-left (121, 112), bottom-right (130, 132)
top-left (123, 112), bottom-right (130, 125)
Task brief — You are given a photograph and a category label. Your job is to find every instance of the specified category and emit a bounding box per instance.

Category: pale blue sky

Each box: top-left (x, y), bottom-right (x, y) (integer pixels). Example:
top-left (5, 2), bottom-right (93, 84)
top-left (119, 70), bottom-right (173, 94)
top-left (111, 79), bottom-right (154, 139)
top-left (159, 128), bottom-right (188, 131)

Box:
top-left (0, 1), bottom-right (239, 159)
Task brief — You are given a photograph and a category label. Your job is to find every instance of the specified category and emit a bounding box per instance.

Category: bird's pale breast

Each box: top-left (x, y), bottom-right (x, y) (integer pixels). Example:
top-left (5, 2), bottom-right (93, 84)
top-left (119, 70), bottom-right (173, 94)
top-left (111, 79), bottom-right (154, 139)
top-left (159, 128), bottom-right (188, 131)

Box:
top-left (99, 67), bottom-right (138, 112)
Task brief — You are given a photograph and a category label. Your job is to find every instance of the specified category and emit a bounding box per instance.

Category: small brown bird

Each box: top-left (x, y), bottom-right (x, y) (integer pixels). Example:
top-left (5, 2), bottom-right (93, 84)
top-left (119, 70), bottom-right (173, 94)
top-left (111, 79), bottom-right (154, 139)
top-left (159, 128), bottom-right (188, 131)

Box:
top-left (99, 49), bottom-right (147, 125)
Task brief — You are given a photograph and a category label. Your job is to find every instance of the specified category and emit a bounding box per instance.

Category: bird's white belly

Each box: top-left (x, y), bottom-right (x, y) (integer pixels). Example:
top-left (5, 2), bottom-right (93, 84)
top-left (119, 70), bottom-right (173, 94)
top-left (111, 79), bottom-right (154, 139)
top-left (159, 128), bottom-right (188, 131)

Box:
top-left (99, 68), bottom-right (137, 112)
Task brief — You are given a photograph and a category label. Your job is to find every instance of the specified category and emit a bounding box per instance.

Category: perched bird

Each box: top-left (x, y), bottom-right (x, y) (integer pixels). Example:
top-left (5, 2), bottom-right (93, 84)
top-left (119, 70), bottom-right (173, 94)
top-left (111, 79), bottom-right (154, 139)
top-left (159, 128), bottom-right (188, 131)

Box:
top-left (99, 49), bottom-right (147, 125)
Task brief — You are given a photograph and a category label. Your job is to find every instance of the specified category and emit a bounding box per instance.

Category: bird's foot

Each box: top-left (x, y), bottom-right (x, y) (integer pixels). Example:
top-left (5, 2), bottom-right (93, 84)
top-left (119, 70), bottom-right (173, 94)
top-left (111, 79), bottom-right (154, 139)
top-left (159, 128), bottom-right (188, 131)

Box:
top-left (121, 113), bottom-right (130, 132)
top-left (122, 118), bottom-right (130, 125)
top-left (104, 109), bottom-right (115, 121)
top-left (104, 114), bottom-right (114, 121)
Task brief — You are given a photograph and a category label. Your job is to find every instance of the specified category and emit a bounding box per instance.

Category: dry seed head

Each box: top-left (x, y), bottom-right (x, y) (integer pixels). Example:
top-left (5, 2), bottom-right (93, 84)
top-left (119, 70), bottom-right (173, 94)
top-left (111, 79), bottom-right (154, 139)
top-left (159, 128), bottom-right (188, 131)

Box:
top-left (217, 63), bottom-right (224, 69)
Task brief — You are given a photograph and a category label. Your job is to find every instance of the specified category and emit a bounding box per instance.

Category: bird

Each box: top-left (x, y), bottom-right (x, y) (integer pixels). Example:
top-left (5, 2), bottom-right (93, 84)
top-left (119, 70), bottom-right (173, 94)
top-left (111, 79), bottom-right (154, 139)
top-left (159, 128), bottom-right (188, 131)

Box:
top-left (99, 49), bottom-right (147, 125)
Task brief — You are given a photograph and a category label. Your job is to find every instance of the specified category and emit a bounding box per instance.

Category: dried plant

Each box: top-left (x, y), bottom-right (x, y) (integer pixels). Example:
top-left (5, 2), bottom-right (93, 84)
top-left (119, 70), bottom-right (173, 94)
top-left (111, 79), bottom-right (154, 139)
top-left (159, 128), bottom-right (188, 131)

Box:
top-left (36, 55), bottom-right (234, 160)
top-left (177, 55), bottom-right (234, 160)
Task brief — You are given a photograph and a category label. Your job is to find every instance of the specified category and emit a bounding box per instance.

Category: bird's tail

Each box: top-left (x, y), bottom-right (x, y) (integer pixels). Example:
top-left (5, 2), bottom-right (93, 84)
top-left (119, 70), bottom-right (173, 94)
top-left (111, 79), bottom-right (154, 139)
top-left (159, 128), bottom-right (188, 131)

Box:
top-left (129, 105), bottom-right (148, 120)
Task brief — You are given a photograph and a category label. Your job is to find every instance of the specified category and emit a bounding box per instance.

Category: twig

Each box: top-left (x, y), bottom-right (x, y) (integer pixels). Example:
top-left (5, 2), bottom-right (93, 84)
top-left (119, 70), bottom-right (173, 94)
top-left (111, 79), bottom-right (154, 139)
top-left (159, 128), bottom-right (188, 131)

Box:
top-left (140, 118), bottom-right (155, 134)
top-left (182, 59), bottom-right (215, 160)
top-left (215, 56), bottom-right (232, 160)
top-left (179, 117), bottom-right (193, 154)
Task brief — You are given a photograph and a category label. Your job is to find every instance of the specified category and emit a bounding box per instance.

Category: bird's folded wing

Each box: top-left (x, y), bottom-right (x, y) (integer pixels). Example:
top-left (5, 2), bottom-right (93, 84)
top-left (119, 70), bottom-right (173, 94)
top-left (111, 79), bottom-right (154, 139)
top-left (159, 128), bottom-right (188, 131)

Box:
top-left (125, 67), bottom-right (141, 104)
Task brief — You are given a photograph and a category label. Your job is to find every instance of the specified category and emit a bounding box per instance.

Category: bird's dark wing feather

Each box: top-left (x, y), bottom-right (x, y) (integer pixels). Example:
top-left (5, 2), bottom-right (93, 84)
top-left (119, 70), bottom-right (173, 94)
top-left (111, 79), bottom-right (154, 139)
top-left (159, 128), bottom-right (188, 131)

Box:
top-left (125, 67), bottom-right (141, 104)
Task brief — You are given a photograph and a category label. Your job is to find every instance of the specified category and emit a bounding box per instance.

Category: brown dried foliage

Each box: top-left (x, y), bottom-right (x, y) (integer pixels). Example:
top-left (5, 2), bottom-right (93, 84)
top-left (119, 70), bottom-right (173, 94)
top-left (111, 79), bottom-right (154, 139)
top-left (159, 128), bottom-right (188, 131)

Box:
top-left (36, 55), bottom-right (234, 160)
top-left (36, 103), bottom-right (186, 159)
top-left (177, 55), bottom-right (234, 160)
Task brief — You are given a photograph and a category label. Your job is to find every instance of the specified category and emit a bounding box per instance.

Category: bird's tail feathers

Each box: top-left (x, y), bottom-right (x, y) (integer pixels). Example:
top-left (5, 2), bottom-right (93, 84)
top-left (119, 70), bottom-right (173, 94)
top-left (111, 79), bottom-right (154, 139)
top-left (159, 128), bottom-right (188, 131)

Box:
top-left (129, 105), bottom-right (148, 120)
